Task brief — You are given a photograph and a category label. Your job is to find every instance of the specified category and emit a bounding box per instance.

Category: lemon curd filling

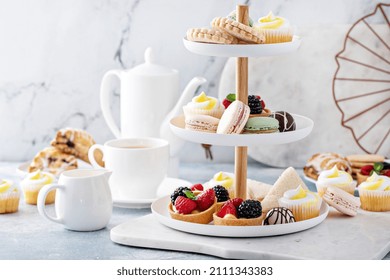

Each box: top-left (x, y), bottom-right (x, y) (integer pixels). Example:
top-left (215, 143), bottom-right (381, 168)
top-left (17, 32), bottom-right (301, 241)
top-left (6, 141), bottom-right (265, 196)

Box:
top-left (191, 92), bottom-right (217, 110)
top-left (30, 170), bottom-right (53, 183)
top-left (258, 11), bottom-right (286, 29)
top-left (213, 172), bottom-right (233, 189)
top-left (318, 166), bottom-right (352, 187)
top-left (0, 179), bottom-right (11, 193)
top-left (359, 173), bottom-right (390, 191)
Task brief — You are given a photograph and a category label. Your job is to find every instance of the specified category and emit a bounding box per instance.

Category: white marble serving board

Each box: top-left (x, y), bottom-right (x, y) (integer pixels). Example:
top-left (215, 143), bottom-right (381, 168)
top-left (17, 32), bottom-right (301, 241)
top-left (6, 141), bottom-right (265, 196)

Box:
top-left (111, 209), bottom-right (390, 260)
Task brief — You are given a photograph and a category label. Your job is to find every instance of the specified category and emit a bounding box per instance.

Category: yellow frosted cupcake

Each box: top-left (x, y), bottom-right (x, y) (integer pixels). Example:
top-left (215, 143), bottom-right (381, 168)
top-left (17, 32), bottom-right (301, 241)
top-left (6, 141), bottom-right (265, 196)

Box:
top-left (254, 11), bottom-right (293, 44)
top-left (207, 171), bottom-right (235, 198)
top-left (0, 179), bottom-right (20, 214)
top-left (278, 185), bottom-right (322, 221)
top-left (358, 173), bottom-right (390, 212)
top-left (21, 170), bottom-right (55, 205)
top-left (316, 166), bottom-right (356, 197)
top-left (183, 92), bottom-right (224, 119)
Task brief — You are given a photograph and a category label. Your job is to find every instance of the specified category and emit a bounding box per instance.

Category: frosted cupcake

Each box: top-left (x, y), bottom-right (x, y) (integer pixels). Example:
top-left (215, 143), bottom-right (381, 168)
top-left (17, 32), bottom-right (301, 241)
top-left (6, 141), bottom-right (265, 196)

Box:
top-left (0, 179), bottom-right (20, 214)
top-left (21, 170), bottom-right (55, 205)
top-left (206, 171), bottom-right (235, 198)
top-left (183, 92), bottom-right (224, 119)
top-left (278, 185), bottom-right (322, 221)
top-left (358, 173), bottom-right (390, 212)
top-left (254, 11), bottom-right (293, 44)
top-left (316, 166), bottom-right (356, 197)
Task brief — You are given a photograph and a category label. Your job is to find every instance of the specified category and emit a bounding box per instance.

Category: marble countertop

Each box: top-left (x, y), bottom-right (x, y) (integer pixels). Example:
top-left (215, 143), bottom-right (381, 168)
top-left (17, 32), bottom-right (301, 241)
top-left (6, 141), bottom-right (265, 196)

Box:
top-left (1, 161), bottom-right (389, 260)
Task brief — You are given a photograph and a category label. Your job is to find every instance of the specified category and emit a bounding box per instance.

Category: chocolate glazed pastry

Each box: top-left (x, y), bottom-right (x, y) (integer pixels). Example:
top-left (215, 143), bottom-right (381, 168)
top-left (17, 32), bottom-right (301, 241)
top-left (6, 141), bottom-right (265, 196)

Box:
top-left (263, 207), bottom-right (296, 225)
top-left (269, 111), bottom-right (296, 132)
top-left (51, 128), bottom-right (104, 166)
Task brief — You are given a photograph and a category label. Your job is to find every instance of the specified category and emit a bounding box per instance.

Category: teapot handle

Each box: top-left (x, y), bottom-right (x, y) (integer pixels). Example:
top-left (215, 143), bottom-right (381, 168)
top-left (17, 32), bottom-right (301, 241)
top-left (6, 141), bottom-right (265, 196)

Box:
top-left (100, 70), bottom-right (122, 138)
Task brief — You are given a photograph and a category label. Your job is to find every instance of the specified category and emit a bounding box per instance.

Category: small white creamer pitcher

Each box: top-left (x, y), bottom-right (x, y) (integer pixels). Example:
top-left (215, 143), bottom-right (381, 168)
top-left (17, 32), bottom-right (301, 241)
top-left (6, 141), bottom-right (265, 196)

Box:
top-left (37, 169), bottom-right (113, 231)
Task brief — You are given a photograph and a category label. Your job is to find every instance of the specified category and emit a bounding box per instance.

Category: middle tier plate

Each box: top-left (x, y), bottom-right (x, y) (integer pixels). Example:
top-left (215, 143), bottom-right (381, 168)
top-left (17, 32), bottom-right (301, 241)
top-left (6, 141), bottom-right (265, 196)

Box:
top-left (170, 114), bottom-right (314, 146)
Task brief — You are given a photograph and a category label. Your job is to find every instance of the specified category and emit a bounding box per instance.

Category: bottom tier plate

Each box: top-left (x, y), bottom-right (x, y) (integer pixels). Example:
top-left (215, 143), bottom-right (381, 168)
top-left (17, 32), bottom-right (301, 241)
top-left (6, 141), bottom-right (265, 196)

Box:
top-left (151, 196), bottom-right (329, 238)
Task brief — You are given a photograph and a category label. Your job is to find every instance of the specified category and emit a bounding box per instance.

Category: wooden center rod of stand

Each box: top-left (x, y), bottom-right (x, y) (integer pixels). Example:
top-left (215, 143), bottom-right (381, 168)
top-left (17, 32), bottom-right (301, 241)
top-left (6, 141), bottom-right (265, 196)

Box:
top-left (235, 5), bottom-right (249, 199)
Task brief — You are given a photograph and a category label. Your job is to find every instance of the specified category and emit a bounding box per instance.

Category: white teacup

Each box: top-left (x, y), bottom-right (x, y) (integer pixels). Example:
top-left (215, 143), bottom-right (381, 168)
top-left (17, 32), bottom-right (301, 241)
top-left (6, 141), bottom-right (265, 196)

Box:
top-left (37, 169), bottom-right (113, 231)
top-left (88, 138), bottom-right (169, 200)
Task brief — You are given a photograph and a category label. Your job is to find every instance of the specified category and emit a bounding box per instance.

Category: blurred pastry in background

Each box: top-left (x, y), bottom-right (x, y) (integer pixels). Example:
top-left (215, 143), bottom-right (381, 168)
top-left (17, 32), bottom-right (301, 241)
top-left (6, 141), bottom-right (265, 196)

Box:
top-left (51, 128), bottom-right (103, 166)
top-left (28, 147), bottom-right (78, 176)
top-left (303, 153), bottom-right (352, 180)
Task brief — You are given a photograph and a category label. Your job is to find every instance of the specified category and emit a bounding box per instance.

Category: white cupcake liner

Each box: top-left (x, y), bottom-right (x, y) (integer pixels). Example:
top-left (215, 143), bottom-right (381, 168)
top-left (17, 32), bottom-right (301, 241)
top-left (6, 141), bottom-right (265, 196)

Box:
top-left (358, 188), bottom-right (390, 212)
top-left (278, 198), bottom-right (322, 221)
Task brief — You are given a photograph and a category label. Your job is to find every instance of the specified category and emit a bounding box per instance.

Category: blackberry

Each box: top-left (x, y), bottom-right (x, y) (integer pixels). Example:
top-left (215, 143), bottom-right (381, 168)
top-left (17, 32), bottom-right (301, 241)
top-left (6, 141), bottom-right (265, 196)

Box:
top-left (170, 186), bottom-right (191, 205)
top-left (213, 185), bottom-right (230, 202)
top-left (238, 199), bottom-right (262, 219)
top-left (248, 95), bottom-right (262, 114)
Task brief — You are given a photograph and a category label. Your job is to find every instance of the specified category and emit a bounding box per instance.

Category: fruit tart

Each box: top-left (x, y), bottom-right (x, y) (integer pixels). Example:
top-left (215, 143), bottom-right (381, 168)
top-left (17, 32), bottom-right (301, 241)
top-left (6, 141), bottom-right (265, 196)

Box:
top-left (222, 93), bottom-right (271, 117)
top-left (213, 198), bottom-right (265, 226)
top-left (169, 187), bottom-right (217, 224)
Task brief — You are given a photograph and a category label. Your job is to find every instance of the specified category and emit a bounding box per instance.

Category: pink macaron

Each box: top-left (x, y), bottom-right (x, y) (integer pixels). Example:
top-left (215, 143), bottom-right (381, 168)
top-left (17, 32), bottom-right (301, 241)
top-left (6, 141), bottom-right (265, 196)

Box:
top-left (185, 115), bottom-right (220, 133)
top-left (323, 186), bottom-right (361, 216)
top-left (217, 100), bottom-right (250, 134)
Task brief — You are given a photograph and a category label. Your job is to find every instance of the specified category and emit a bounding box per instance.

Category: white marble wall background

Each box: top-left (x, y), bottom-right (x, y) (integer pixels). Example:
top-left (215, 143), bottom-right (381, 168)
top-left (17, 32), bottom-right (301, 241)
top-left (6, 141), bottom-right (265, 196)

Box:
top-left (0, 0), bottom-right (381, 162)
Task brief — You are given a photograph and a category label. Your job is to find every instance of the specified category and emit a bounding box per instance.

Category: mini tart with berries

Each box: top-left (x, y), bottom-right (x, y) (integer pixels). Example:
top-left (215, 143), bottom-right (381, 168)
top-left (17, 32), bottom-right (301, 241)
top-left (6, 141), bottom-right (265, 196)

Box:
top-left (213, 199), bottom-right (265, 226)
top-left (212, 185), bottom-right (231, 212)
top-left (357, 162), bottom-right (390, 185)
top-left (169, 187), bottom-right (217, 224)
top-left (222, 94), bottom-right (270, 117)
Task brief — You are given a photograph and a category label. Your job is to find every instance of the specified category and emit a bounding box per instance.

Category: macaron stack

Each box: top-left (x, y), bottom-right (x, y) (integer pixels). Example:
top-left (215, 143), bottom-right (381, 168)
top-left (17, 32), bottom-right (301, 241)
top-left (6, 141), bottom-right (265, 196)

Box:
top-left (183, 91), bottom-right (297, 135)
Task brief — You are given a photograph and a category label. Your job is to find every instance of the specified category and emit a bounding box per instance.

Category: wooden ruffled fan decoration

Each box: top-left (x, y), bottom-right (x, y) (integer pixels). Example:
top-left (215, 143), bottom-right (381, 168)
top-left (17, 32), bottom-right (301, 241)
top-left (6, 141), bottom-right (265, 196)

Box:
top-left (333, 3), bottom-right (390, 156)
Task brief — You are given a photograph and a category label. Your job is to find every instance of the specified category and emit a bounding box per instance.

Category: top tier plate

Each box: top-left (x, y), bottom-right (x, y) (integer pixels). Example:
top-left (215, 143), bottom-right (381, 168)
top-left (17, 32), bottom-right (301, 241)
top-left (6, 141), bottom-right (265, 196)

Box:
top-left (183, 36), bottom-right (301, 57)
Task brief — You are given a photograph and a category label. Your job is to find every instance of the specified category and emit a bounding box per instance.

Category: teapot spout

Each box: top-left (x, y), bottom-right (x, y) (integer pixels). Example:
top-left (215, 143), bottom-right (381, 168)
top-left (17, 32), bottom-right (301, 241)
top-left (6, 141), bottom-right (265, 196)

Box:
top-left (159, 77), bottom-right (207, 157)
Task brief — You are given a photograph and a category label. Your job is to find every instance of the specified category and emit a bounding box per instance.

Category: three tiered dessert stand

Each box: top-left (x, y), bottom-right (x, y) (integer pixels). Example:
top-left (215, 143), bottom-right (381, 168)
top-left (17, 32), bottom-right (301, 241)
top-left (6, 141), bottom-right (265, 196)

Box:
top-left (149, 5), bottom-right (327, 237)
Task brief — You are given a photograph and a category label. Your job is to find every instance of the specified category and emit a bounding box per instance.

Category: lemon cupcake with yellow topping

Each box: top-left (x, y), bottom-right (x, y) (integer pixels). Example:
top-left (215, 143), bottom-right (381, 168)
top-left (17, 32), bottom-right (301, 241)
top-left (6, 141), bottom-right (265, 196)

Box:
top-left (183, 91), bottom-right (224, 119)
top-left (316, 166), bottom-right (357, 197)
top-left (358, 173), bottom-right (390, 212)
top-left (0, 179), bottom-right (20, 214)
top-left (21, 170), bottom-right (55, 205)
top-left (278, 185), bottom-right (322, 221)
top-left (254, 11), bottom-right (293, 44)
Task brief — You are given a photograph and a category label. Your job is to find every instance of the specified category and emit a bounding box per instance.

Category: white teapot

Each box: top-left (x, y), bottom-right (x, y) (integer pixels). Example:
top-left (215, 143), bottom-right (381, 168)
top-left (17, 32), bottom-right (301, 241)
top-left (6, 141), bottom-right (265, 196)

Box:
top-left (100, 47), bottom-right (206, 155)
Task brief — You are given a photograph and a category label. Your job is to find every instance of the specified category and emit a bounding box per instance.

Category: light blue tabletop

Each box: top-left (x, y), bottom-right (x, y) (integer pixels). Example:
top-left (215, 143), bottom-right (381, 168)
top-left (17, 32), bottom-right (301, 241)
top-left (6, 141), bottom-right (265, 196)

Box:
top-left (0, 161), bottom-right (389, 260)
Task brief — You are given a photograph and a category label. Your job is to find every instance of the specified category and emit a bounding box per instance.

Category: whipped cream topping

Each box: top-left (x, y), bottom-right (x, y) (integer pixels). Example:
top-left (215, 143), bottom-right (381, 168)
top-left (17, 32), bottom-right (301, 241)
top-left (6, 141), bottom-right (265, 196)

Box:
top-left (317, 166), bottom-right (353, 187)
top-left (280, 185), bottom-right (320, 205)
top-left (22, 170), bottom-right (55, 187)
top-left (0, 179), bottom-right (19, 197)
top-left (359, 173), bottom-right (390, 191)
top-left (257, 11), bottom-right (290, 30)
top-left (186, 92), bottom-right (220, 110)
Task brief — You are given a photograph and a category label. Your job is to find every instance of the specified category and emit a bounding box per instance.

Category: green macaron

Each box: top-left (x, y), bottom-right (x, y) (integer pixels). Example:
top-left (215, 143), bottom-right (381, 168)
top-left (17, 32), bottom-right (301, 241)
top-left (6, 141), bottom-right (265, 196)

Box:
top-left (244, 117), bottom-right (279, 134)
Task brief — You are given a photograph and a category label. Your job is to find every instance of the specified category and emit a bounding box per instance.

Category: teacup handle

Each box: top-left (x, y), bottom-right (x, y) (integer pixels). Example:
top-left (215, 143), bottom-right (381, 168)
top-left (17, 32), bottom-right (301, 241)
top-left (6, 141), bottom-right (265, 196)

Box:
top-left (88, 144), bottom-right (105, 169)
top-left (100, 69), bottom-right (122, 138)
top-left (37, 184), bottom-right (65, 224)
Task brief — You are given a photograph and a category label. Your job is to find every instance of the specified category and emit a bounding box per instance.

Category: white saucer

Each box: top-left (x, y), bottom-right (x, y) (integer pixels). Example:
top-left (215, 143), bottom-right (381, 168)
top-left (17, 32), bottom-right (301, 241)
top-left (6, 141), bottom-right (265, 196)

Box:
top-left (112, 177), bottom-right (192, 209)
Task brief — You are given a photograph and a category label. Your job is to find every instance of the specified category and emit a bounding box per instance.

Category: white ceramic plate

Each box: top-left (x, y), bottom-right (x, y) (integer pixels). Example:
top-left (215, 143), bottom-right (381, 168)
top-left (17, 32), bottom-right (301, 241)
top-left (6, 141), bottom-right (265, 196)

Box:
top-left (183, 36), bottom-right (301, 57)
top-left (113, 177), bottom-right (192, 209)
top-left (170, 114), bottom-right (313, 147)
top-left (151, 196), bottom-right (329, 237)
top-left (17, 160), bottom-right (92, 177)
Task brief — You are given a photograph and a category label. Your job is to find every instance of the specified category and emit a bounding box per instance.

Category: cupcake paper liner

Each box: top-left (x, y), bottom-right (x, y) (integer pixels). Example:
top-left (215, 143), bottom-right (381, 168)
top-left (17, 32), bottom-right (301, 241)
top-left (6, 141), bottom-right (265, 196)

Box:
top-left (260, 28), bottom-right (293, 44)
top-left (0, 190), bottom-right (20, 214)
top-left (278, 199), bottom-right (322, 222)
top-left (358, 189), bottom-right (390, 212)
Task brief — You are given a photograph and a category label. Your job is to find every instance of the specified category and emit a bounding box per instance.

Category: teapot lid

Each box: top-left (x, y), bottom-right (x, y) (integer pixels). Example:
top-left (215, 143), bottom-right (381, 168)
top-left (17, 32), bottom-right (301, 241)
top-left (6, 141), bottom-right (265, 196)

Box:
top-left (130, 47), bottom-right (178, 76)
